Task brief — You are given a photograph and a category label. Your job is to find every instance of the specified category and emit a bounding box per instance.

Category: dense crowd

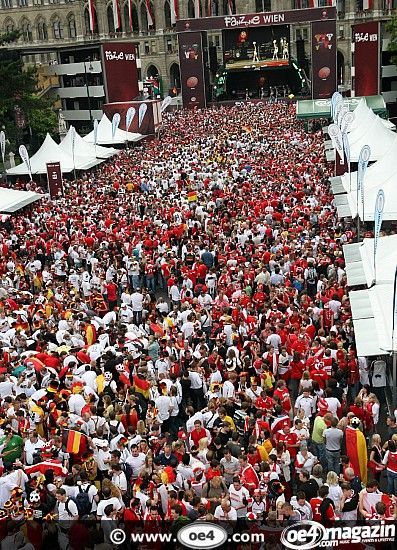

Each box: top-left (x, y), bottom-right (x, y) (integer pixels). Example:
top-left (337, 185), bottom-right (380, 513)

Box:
top-left (0, 102), bottom-right (394, 550)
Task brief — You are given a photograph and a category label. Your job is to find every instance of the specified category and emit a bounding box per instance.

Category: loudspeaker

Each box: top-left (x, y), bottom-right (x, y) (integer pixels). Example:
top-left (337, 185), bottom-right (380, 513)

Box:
top-left (209, 45), bottom-right (218, 74)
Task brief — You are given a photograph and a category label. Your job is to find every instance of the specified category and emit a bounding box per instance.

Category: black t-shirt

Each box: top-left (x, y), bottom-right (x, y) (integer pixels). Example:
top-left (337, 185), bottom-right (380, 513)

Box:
top-left (297, 479), bottom-right (319, 501)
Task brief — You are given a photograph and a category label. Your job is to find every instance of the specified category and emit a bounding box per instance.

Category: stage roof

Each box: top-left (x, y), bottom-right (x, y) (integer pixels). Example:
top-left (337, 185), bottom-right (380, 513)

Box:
top-left (296, 95), bottom-right (387, 120)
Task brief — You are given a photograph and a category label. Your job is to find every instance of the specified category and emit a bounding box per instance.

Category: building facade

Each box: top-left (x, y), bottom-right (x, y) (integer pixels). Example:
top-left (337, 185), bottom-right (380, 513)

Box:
top-left (0, 0), bottom-right (396, 127)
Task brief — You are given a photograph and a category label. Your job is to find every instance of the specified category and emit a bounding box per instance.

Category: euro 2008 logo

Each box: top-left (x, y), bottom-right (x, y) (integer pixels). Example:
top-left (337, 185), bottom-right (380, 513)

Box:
top-left (281, 521), bottom-right (327, 549)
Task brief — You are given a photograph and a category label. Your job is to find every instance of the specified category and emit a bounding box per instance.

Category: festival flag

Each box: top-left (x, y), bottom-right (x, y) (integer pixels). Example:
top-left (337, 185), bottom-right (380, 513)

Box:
top-left (66, 430), bottom-right (83, 454)
top-left (88, 0), bottom-right (96, 31)
top-left (386, 0), bottom-right (392, 10)
top-left (330, 91), bottom-right (342, 121)
top-left (126, 107), bottom-right (136, 132)
top-left (138, 103), bottom-right (147, 128)
top-left (112, 113), bottom-right (121, 139)
top-left (342, 132), bottom-right (351, 191)
top-left (187, 190), bottom-right (198, 202)
top-left (170, 0), bottom-right (179, 25)
top-left (25, 461), bottom-right (68, 477)
top-left (128, 0), bottom-right (134, 30)
top-left (133, 374), bottom-right (150, 399)
top-left (146, 0), bottom-right (154, 27)
top-left (112, 0), bottom-right (121, 31)
top-left (345, 425), bottom-right (368, 484)
top-left (194, 0), bottom-right (200, 18)
top-left (19, 145), bottom-right (32, 181)
top-left (227, 0), bottom-right (234, 15)
top-left (0, 131), bottom-right (5, 165)
top-left (363, 0), bottom-right (373, 9)
top-left (373, 189), bottom-right (385, 283)
top-left (357, 145), bottom-right (371, 220)
top-left (93, 118), bottom-right (99, 146)
top-left (309, 0), bottom-right (319, 7)
top-left (328, 123), bottom-right (344, 166)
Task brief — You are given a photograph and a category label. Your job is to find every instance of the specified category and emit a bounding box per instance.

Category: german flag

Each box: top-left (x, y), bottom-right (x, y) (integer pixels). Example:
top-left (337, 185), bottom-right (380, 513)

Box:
top-left (66, 430), bottom-right (83, 454)
top-left (187, 191), bottom-right (197, 202)
top-left (345, 426), bottom-right (368, 484)
top-left (133, 375), bottom-right (150, 399)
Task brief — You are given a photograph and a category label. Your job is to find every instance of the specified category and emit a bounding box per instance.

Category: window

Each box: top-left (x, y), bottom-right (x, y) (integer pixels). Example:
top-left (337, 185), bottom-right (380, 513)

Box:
top-left (164, 0), bottom-right (171, 28)
top-left (255, 0), bottom-right (270, 11)
top-left (84, 7), bottom-right (91, 34)
top-left (294, 0), bottom-right (309, 7)
top-left (167, 39), bottom-right (172, 53)
top-left (37, 18), bottom-right (48, 40)
top-left (144, 41), bottom-right (149, 54)
top-left (151, 40), bottom-right (157, 54)
top-left (68, 15), bottom-right (76, 38)
top-left (53, 17), bottom-right (63, 39)
top-left (107, 5), bottom-right (115, 33)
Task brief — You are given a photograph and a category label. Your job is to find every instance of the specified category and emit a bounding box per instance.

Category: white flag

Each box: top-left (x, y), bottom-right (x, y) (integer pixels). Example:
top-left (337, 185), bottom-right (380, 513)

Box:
top-left (93, 119), bottom-right (99, 146)
top-left (112, 113), bottom-right (121, 139)
top-left (19, 145), bottom-right (32, 181)
top-left (138, 103), bottom-right (148, 128)
top-left (126, 107), bottom-right (136, 132)
top-left (0, 131), bottom-right (5, 165)
top-left (328, 123), bottom-right (344, 165)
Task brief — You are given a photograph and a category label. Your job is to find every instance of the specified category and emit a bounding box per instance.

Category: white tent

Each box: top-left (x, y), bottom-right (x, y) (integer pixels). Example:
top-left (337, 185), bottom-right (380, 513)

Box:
top-left (347, 109), bottom-right (396, 162)
top-left (84, 114), bottom-right (144, 145)
top-left (60, 127), bottom-right (118, 160)
top-left (7, 134), bottom-right (102, 176)
top-left (0, 187), bottom-right (43, 212)
top-left (343, 235), bottom-right (397, 288)
top-left (334, 178), bottom-right (397, 221)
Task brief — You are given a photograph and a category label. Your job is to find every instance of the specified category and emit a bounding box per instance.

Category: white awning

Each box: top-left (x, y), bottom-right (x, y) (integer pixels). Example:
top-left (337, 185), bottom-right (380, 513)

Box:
top-left (0, 188), bottom-right (43, 212)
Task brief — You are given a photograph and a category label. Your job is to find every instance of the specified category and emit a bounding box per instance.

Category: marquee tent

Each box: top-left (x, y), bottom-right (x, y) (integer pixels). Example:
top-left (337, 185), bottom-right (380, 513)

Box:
top-left (0, 188), bottom-right (43, 213)
top-left (84, 114), bottom-right (144, 145)
top-left (343, 235), bottom-right (397, 288)
top-left (7, 134), bottom-right (102, 176)
top-left (60, 127), bottom-right (118, 160)
top-left (296, 95), bottom-right (388, 120)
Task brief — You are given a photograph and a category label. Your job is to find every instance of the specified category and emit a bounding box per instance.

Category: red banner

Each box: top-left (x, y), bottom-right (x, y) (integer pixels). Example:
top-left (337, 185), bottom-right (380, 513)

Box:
top-left (352, 22), bottom-right (380, 97)
top-left (102, 42), bottom-right (139, 103)
top-left (311, 19), bottom-right (337, 99)
top-left (179, 31), bottom-right (207, 109)
top-left (46, 162), bottom-right (63, 199)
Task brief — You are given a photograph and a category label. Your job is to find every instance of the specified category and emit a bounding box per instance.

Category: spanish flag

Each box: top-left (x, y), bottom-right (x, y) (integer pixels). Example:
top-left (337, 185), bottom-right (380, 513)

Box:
top-left (345, 426), bottom-right (368, 484)
top-left (66, 430), bottom-right (83, 454)
top-left (187, 191), bottom-right (197, 202)
top-left (133, 375), bottom-right (150, 399)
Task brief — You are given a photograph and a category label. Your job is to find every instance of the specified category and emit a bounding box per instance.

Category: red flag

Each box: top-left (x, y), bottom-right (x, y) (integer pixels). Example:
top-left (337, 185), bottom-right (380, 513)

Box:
top-left (88, 0), bottom-right (96, 32)
top-left (146, 0), bottom-right (154, 27)
top-left (112, 0), bottom-right (121, 30)
top-left (170, 0), bottom-right (178, 25)
top-left (66, 429), bottom-right (86, 454)
top-left (309, 0), bottom-right (319, 6)
top-left (363, 0), bottom-right (373, 8)
top-left (227, 0), bottom-right (234, 15)
top-left (25, 461), bottom-right (68, 477)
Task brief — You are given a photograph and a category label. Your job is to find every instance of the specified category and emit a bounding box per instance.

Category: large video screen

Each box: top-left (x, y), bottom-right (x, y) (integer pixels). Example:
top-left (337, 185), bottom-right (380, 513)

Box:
top-left (222, 25), bottom-right (290, 70)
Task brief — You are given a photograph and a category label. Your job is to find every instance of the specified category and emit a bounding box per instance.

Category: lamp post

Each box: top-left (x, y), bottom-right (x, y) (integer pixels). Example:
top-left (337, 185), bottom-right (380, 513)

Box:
top-left (83, 57), bottom-right (94, 124)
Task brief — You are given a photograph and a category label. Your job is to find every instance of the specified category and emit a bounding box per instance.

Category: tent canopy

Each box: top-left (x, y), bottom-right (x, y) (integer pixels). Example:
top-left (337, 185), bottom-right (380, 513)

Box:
top-left (60, 127), bottom-right (118, 160)
top-left (296, 95), bottom-right (387, 120)
top-left (7, 134), bottom-right (102, 176)
top-left (0, 188), bottom-right (43, 213)
top-left (84, 114), bottom-right (144, 145)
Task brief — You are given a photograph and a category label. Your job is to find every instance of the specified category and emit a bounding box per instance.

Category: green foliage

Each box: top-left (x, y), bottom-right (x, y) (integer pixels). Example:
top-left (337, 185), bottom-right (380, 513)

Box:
top-left (387, 14), bottom-right (397, 68)
top-left (0, 31), bottom-right (57, 155)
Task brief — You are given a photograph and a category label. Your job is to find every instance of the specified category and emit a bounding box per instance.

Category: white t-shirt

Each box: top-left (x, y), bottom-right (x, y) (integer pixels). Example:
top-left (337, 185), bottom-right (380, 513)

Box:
top-left (58, 498), bottom-right (79, 520)
top-left (214, 505), bottom-right (237, 521)
top-left (96, 497), bottom-right (123, 517)
top-left (24, 439), bottom-right (46, 465)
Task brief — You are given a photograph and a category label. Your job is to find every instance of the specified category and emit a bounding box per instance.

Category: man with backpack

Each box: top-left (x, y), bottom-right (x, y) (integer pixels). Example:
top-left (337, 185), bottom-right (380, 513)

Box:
top-left (76, 470), bottom-right (99, 516)
top-left (56, 487), bottom-right (79, 523)
top-left (304, 261), bottom-right (318, 300)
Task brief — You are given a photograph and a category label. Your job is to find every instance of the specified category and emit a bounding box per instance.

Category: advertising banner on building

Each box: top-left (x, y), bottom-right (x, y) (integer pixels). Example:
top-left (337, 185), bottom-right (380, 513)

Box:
top-left (101, 42), bottom-right (139, 103)
top-left (352, 21), bottom-right (380, 97)
top-left (311, 20), bottom-right (337, 99)
top-left (178, 31), bottom-right (207, 110)
top-left (46, 162), bottom-right (63, 199)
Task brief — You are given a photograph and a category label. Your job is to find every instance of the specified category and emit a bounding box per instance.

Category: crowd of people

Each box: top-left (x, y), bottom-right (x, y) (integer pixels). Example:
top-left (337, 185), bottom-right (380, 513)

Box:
top-left (0, 102), bottom-right (394, 550)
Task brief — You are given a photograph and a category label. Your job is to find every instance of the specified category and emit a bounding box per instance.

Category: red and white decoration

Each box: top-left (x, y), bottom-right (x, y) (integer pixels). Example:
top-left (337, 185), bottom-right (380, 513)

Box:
top-left (88, 0), bottom-right (96, 32)
top-left (194, 0), bottom-right (200, 18)
top-left (227, 0), bottom-right (234, 15)
top-left (146, 0), bottom-right (154, 27)
top-left (112, 0), bottom-right (121, 30)
top-left (170, 0), bottom-right (179, 25)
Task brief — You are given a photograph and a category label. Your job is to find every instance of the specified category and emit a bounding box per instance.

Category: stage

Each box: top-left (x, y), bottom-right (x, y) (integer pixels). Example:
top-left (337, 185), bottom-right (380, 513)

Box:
top-left (225, 58), bottom-right (290, 71)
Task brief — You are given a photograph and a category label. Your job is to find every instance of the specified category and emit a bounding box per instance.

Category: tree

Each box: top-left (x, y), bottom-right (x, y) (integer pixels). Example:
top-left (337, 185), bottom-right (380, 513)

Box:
top-left (0, 31), bottom-right (57, 155)
top-left (386, 13), bottom-right (397, 67)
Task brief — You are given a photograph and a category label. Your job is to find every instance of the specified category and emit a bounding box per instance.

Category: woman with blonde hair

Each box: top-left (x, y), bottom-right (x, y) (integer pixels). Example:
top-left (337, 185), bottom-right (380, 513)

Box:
top-left (366, 393), bottom-right (380, 432)
top-left (299, 371), bottom-right (313, 394)
top-left (368, 433), bottom-right (384, 482)
top-left (325, 471), bottom-right (343, 511)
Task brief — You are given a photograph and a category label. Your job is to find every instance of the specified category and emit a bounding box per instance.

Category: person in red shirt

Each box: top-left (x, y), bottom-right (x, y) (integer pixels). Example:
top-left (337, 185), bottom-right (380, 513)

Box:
top-left (104, 281), bottom-right (118, 311)
top-left (273, 380), bottom-right (291, 414)
top-left (275, 426), bottom-right (300, 459)
top-left (310, 485), bottom-right (336, 525)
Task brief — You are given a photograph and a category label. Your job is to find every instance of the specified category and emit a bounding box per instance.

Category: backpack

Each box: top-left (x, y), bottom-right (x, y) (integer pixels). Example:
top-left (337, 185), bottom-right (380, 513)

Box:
top-left (306, 267), bottom-right (317, 285)
top-left (67, 485), bottom-right (92, 518)
top-left (121, 461), bottom-right (133, 484)
top-left (108, 420), bottom-right (121, 440)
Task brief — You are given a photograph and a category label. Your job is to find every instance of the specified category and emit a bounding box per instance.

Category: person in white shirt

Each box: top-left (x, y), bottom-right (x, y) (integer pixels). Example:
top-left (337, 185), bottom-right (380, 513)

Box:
top-left (294, 391), bottom-right (315, 419)
top-left (68, 389), bottom-right (86, 416)
top-left (228, 477), bottom-right (250, 518)
top-left (214, 499), bottom-right (238, 522)
top-left (222, 373), bottom-right (236, 400)
top-left (96, 490), bottom-right (124, 518)
top-left (155, 393), bottom-right (172, 425)
top-left (111, 465), bottom-right (128, 494)
top-left (23, 431), bottom-right (45, 465)
top-left (56, 488), bottom-right (79, 521)
top-left (125, 445), bottom-right (146, 478)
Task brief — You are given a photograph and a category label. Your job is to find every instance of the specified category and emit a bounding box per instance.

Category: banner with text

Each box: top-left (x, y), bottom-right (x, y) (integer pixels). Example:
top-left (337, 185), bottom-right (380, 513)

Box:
top-left (46, 162), bottom-right (63, 199)
top-left (311, 19), bottom-right (337, 99)
top-left (101, 42), bottom-right (139, 103)
top-left (178, 32), bottom-right (207, 109)
top-left (352, 21), bottom-right (380, 97)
